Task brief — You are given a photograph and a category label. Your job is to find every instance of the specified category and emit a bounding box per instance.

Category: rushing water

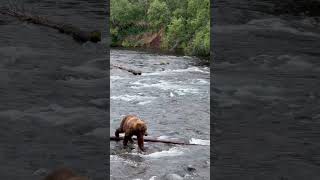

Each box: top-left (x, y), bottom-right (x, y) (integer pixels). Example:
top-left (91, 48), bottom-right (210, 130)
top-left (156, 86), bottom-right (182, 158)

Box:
top-left (110, 49), bottom-right (210, 180)
top-left (213, 1), bottom-right (320, 179)
top-left (0, 0), bottom-right (210, 179)
top-left (0, 1), bottom-right (107, 179)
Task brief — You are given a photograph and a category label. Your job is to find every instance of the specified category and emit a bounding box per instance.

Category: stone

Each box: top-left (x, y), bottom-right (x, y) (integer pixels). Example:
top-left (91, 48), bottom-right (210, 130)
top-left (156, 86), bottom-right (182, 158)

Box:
top-left (186, 165), bottom-right (196, 172)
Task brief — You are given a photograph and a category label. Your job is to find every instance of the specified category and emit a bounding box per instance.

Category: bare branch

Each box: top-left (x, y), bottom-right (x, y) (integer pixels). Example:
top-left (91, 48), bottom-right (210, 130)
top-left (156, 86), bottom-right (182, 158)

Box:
top-left (110, 136), bottom-right (201, 145)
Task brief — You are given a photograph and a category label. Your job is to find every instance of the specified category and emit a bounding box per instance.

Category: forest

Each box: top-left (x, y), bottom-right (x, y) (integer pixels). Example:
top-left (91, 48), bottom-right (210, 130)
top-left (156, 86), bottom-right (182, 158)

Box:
top-left (110, 0), bottom-right (210, 58)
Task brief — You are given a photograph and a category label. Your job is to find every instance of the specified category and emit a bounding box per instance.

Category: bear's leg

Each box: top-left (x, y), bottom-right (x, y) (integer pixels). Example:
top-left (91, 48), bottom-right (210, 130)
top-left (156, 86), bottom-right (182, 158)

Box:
top-left (123, 134), bottom-right (131, 147)
top-left (129, 137), bottom-right (134, 144)
top-left (137, 135), bottom-right (145, 151)
top-left (115, 128), bottom-right (123, 140)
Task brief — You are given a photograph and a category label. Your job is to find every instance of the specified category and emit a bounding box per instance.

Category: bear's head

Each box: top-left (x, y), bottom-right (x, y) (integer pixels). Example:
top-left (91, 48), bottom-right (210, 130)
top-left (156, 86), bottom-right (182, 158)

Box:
top-left (135, 121), bottom-right (148, 136)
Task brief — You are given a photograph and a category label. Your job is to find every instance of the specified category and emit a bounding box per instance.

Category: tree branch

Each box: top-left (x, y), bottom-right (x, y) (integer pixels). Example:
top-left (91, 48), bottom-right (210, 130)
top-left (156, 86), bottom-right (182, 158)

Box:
top-left (110, 136), bottom-right (199, 145)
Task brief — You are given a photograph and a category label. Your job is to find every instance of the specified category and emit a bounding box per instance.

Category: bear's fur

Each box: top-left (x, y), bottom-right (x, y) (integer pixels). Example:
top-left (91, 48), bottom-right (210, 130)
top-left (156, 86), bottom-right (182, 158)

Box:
top-left (115, 115), bottom-right (148, 151)
top-left (43, 167), bottom-right (89, 180)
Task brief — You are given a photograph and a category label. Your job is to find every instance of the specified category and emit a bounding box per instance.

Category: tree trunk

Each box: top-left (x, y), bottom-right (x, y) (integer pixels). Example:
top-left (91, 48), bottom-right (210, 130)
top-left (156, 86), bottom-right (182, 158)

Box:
top-left (110, 136), bottom-right (198, 145)
top-left (111, 64), bottom-right (142, 75)
top-left (0, 8), bottom-right (101, 43)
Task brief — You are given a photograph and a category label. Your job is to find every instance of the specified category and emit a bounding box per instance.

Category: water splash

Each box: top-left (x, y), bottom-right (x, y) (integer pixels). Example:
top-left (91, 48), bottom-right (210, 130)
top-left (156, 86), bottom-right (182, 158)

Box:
top-left (189, 138), bottom-right (210, 146)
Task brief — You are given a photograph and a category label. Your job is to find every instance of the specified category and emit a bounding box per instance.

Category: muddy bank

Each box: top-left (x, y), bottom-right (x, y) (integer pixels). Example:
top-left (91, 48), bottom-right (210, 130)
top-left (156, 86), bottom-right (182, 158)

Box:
top-left (212, 0), bottom-right (320, 179)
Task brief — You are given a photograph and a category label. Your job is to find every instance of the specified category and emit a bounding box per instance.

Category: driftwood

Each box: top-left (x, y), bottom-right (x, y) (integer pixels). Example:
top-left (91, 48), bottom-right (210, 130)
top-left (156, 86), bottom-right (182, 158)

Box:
top-left (0, 8), bottom-right (101, 43)
top-left (111, 64), bottom-right (142, 75)
top-left (110, 136), bottom-right (199, 145)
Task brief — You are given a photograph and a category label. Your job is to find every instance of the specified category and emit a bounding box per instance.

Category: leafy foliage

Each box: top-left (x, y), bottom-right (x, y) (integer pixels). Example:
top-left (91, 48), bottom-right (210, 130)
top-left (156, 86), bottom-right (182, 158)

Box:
top-left (110, 0), bottom-right (210, 57)
top-left (147, 0), bottom-right (170, 30)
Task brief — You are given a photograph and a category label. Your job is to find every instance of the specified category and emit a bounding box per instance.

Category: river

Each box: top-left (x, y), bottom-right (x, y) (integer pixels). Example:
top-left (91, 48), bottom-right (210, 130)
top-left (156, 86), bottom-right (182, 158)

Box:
top-left (0, 0), bottom-right (107, 179)
top-left (0, 1), bottom-right (210, 179)
top-left (213, 0), bottom-right (320, 179)
top-left (110, 49), bottom-right (210, 180)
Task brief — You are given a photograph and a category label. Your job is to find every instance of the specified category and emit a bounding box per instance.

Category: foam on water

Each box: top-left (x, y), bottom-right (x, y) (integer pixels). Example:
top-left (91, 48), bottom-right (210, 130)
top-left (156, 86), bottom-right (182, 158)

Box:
top-left (142, 67), bottom-right (209, 76)
top-left (156, 135), bottom-right (170, 140)
top-left (110, 155), bottom-right (139, 167)
top-left (156, 136), bottom-right (180, 141)
top-left (171, 67), bottom-right (210, 73)
top-left (111, 95), bottom-right (156, 102)
top-left (130, 80), bottom-right (200, 95)
top-left (110, 155), bottom-right (121, 161)
top-left (125, 147), bottom-right (185, 159)
top-left (110, 76), bottom-right (125, 80)
top-left (143, 147), bottom-right (184, 158)
top-left (192, 79), bottom-right (210, 85)
top-left (189, 138), bottom-right (210, 146)
top-left (137, 100), bottom-right (153, 105)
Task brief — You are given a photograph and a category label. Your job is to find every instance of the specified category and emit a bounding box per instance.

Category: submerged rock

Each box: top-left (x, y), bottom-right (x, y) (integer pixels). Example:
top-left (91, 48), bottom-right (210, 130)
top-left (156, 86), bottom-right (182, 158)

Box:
top-left (186, 165), bottom-right (196, 172)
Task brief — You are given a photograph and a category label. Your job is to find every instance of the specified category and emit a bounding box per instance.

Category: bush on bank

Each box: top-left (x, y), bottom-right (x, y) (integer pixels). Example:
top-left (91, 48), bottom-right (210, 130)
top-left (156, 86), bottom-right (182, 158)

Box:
top-left (110, 0), bottom-right (210, 58)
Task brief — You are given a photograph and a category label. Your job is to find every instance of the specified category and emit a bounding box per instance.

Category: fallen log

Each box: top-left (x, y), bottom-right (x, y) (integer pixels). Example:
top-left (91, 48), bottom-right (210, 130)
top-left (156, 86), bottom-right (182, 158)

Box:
top-left (0, 8), bottom-right (101, 43)
top-left (110, 136), bottom-right (199, 145)
top-left (111, 64), bottom-right (142, 75)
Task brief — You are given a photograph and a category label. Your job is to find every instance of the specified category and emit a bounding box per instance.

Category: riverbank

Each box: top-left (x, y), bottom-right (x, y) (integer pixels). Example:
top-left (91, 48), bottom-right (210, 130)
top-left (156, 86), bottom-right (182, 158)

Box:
top-left (110, 0), bottom-right (210, 58)
top-left (111, 33), bottom-right (210, 61)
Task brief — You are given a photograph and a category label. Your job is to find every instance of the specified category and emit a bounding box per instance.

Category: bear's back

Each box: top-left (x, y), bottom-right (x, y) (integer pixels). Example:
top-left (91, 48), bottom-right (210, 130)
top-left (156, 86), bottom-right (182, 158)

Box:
top-left (121, 115), bottom-right (140, 129)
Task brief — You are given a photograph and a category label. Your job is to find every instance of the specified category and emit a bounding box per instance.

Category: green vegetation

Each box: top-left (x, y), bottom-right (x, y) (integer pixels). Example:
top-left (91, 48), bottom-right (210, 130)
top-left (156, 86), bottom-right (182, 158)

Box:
top-left (110, 0), bottom-right (210, 57)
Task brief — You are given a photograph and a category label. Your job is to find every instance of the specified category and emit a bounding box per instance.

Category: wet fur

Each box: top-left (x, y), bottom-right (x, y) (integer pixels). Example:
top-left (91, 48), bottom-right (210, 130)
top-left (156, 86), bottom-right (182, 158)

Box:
top-left (115, 115), bottom-right (148, 151)
top-left (43, 167), bottom-right (89, 180)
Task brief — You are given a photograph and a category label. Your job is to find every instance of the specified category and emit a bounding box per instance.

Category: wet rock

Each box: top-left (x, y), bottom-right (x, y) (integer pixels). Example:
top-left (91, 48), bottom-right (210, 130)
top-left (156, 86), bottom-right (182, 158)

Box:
top-left (164, 173), bottom-right (183, 180)
top-left (160, 61), bottom-right (169, 65)
top-left (186, 165), bottom-right (196, 172)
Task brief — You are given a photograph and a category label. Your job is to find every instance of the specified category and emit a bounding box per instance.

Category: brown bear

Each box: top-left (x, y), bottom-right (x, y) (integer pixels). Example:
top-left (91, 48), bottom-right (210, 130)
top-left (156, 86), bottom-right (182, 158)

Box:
top-left (115, 115), bottom-right (148, 151)
top-left (43, 167), bottom-right (89, 180)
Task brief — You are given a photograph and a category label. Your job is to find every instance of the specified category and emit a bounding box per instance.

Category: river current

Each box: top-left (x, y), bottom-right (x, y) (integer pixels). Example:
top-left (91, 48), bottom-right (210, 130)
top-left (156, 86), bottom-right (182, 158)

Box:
top-left (110, 49), bottom-right (210, 180)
